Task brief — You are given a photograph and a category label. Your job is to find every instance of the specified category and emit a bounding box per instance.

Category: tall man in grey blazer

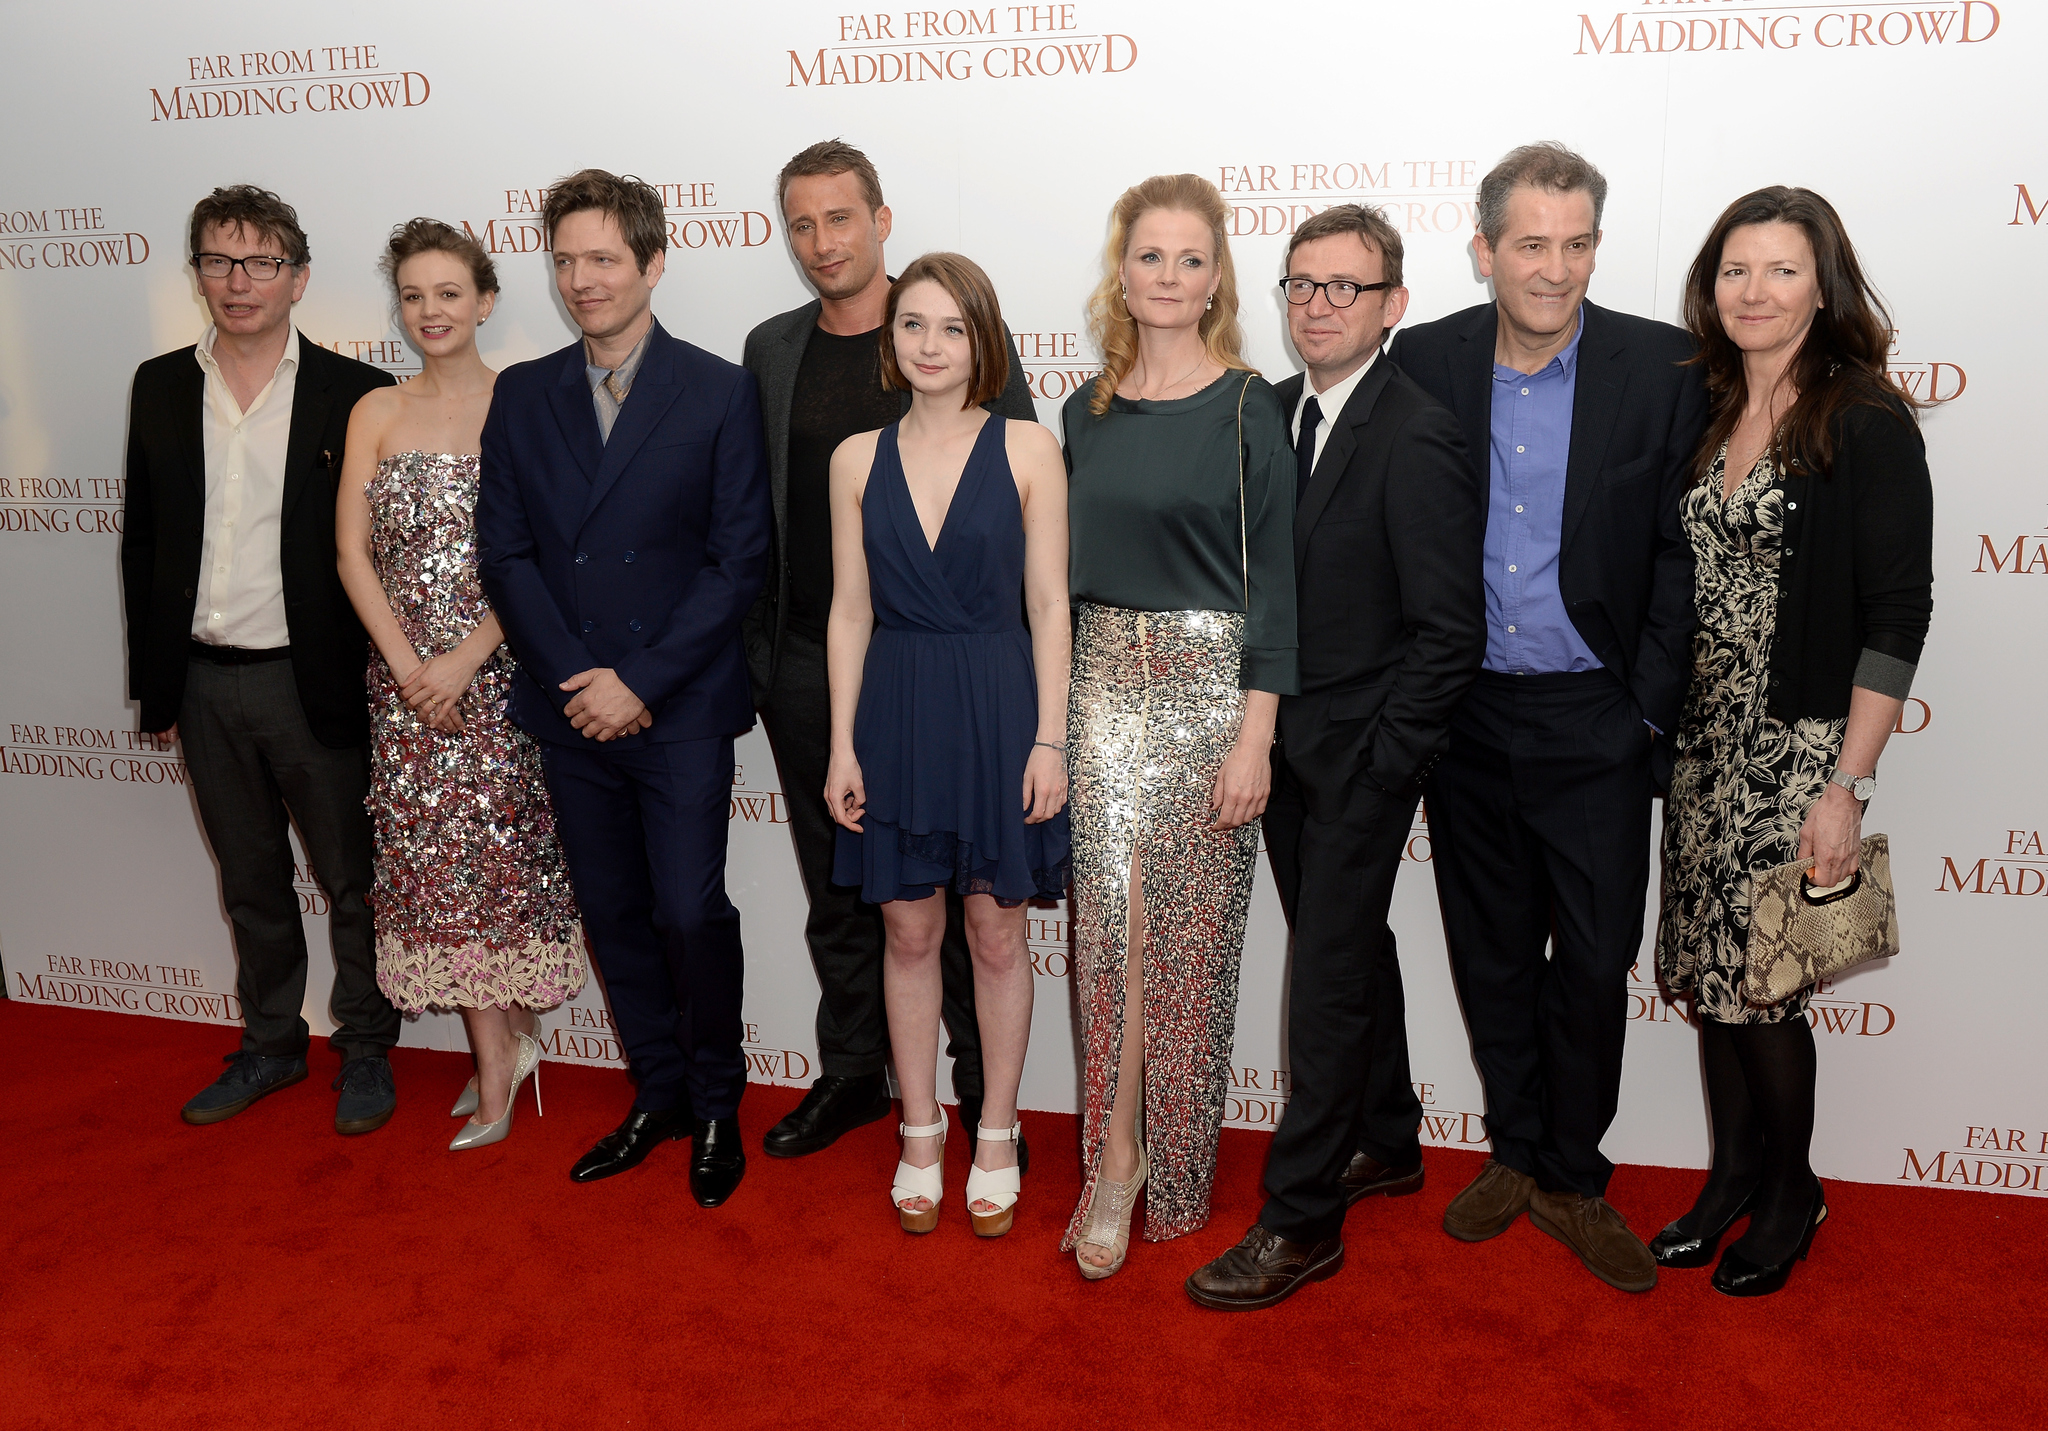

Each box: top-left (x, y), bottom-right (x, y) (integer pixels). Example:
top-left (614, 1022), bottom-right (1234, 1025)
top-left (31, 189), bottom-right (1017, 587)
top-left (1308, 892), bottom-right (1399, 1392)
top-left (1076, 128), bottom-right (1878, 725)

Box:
top-left (742, 140), bottom-right (1036, 1160)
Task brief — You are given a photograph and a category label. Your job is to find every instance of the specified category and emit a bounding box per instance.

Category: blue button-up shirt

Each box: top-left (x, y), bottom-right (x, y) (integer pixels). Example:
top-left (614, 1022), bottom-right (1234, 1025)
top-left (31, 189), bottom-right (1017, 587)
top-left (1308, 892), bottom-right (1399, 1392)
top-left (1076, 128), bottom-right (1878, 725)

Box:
top-left (1483, 308), bottom-right (1603, 674)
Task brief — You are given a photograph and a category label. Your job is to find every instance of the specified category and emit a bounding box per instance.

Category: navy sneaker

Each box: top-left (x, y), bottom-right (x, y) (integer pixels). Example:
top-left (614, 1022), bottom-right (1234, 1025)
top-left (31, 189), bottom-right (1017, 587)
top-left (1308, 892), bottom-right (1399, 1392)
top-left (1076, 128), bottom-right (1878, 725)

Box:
top-left (333, 1054), bottom-right (397, 1135)
top-left (181, 1050), bottom-right (309, 1125)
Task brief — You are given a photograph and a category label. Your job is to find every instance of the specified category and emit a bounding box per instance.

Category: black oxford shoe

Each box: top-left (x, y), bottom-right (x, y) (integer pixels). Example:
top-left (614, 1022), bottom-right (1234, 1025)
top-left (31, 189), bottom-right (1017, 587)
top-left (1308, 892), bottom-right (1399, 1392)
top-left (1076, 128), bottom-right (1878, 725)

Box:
top-left (570, 1106), bottom-right (692, 1183)
top-left (690, 1117), bottom-right (746, 1208)
top-left (762, 1073), bottom-right (893, 1158)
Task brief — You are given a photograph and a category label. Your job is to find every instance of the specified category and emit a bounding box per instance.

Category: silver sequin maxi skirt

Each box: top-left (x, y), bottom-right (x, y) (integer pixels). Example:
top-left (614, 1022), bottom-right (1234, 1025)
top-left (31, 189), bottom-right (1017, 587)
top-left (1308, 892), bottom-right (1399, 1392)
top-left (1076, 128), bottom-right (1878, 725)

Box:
top-left (1060, 602), bottom-right (1256, 1247)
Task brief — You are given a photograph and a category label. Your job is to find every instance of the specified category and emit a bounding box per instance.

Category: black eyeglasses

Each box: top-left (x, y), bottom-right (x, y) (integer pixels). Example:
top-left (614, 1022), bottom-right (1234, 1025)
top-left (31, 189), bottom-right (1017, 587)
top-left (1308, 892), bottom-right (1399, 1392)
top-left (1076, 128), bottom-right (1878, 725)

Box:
top-left (192, 253), bottom-right (299, 281)
top-left (1279, 277), bottom-right (1393, 308)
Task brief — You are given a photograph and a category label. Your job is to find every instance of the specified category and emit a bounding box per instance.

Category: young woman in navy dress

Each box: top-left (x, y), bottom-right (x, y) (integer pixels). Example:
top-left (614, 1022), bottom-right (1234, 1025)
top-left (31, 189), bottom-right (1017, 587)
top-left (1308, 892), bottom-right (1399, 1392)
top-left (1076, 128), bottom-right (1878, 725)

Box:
top-left (824, 253), bottom-right (1070, 1236)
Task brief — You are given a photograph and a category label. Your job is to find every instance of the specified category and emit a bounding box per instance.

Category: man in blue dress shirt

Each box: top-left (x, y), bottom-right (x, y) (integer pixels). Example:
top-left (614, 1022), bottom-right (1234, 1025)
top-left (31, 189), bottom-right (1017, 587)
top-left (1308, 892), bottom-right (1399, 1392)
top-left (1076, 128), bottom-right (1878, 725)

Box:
top-left (1390, 143), bottom-right (1706, 1293)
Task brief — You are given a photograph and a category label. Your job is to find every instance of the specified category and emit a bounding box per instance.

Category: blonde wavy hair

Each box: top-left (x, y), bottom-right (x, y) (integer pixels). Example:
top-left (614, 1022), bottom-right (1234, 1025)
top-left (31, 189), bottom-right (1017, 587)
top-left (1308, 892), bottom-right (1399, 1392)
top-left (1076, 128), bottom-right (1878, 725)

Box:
top-left (1085, 174), bottom-right (1253, 416)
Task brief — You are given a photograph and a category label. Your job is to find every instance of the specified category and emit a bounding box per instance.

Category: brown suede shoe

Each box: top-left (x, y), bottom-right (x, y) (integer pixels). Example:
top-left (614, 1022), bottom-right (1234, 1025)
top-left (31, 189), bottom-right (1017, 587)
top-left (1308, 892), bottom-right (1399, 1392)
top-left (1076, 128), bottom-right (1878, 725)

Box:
top-left (1339, 1151), bottom-right (1425, 1205)
top-left (1442, 1158), bottom-right (1536, 1242)
top-left (1184, 1224), bottom-right (1345, 1311)
top-left (1527, 1187), bottom-right (1658, 1293)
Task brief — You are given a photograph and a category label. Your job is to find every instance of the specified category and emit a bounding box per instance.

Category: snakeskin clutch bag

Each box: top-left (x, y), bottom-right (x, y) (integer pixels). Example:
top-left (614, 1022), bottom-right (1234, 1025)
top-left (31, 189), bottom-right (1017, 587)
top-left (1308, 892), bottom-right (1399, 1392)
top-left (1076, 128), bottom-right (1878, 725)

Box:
top-left (1743, 834), bottom-right (1900, 1005)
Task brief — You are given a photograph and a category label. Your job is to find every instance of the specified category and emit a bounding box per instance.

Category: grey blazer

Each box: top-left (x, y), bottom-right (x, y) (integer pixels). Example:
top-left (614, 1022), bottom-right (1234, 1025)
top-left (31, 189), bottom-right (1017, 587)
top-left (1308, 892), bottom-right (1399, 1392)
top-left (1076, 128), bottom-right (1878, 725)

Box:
top-left (740, 296), bottom-right (1037, 697)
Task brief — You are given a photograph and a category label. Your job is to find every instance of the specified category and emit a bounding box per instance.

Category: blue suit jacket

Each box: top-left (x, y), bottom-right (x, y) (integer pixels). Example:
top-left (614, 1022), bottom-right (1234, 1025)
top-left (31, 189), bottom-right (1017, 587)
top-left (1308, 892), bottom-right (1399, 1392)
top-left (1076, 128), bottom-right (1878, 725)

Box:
top-left (476, 319), bottom-right (771, 747)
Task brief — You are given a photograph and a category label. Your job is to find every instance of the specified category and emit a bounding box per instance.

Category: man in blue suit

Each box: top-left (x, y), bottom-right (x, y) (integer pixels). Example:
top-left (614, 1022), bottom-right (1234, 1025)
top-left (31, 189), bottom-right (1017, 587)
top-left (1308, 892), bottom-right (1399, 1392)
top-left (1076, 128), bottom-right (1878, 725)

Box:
top-left (476, 169), bottom-right (771, 1207)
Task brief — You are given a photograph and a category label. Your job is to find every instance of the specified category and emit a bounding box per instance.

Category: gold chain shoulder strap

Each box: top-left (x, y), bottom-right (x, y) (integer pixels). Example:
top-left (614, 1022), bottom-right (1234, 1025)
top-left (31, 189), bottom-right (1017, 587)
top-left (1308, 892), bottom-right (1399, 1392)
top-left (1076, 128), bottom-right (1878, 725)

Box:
top-left (1236, 371), bottom-right (1253, 610)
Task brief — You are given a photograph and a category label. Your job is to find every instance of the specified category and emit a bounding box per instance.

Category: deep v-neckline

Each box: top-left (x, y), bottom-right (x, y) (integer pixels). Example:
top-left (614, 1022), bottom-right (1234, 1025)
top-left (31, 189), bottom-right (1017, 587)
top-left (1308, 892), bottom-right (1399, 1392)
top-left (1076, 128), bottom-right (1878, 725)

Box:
top-left (901, 417), bottom-right (996, 555)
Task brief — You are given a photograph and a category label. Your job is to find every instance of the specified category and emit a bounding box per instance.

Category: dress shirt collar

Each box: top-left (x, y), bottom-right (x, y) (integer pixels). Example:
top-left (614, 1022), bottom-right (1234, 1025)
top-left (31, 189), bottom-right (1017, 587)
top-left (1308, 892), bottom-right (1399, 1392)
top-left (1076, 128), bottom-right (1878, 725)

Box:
top-left (586, 321), bottom-right (653, 401)
top-left (194, 324), bottom-right (301, 395)
top-left (1494, 304), bottom-right (1585, 384)
top-left (1293, 345), bottom-right (1378, 434)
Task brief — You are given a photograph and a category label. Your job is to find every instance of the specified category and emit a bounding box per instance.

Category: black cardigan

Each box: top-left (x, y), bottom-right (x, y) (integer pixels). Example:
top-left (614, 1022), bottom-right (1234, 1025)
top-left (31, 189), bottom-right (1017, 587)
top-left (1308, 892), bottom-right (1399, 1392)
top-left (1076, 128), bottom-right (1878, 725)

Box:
top-left (1764, 397), bottom-right (1933, 722)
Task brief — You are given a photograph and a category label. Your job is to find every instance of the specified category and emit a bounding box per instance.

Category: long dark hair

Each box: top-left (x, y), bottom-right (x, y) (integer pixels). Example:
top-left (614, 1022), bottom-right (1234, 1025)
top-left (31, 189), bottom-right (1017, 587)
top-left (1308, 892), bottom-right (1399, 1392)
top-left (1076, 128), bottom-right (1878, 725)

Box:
top-left (1681, 186), bottom-right (1917, 483)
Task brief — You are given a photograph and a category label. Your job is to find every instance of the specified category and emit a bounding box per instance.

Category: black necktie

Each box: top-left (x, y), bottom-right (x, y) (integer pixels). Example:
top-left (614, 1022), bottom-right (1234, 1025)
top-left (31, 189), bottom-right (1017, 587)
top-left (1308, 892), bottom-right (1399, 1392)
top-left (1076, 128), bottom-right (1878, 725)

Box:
top-left (1296, 395), bottom-right (1323, 504)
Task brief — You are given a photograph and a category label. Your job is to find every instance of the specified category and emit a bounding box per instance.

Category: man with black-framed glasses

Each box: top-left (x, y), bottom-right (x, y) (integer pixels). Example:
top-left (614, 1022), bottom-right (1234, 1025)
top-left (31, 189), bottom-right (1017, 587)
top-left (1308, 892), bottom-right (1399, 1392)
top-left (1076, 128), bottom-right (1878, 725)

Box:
top-left (1187, 203), bottom-right (1484, 1309)
top-left (123, 184), bottom-right (402, 1135)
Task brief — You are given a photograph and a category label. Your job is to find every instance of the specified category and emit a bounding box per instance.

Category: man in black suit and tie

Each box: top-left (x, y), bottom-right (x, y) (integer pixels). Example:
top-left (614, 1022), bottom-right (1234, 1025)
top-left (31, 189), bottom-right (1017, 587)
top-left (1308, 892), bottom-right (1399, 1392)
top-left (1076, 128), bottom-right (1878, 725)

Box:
top-left (1388, 143), bottom-right (1706, 1292)
top-left (1188, 205), bottom-right (1485, 1309)
top-left (741, 140), bottom-right (1036, 1161)
top-left (123, 186), bottom-right (402, 1134)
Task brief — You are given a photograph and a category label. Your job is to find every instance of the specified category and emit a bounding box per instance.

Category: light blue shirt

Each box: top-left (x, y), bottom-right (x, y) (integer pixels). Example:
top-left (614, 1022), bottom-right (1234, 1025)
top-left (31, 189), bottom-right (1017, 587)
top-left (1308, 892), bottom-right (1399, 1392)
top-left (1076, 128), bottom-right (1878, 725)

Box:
top-left (1483, 308), bottom-right (1604, 675)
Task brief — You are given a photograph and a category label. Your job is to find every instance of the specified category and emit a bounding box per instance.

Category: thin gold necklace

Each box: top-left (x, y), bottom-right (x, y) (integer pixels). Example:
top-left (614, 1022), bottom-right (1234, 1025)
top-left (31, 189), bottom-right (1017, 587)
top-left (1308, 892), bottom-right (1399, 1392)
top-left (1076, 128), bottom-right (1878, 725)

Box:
top-left (1138, 352), bottom-right (1205, 401)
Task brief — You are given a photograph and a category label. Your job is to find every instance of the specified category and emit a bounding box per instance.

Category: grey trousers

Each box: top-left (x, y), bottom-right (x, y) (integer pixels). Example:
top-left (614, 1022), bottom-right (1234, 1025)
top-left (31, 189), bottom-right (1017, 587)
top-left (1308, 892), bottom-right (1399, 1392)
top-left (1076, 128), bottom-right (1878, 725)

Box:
top-left (178, 657), bottom-right (398, 1062)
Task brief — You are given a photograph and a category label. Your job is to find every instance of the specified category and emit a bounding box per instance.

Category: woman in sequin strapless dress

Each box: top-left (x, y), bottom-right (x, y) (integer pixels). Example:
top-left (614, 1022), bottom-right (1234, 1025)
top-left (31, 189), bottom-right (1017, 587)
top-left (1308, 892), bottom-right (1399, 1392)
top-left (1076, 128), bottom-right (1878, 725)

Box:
top-left (336, 220), bottom-right (583, 1151)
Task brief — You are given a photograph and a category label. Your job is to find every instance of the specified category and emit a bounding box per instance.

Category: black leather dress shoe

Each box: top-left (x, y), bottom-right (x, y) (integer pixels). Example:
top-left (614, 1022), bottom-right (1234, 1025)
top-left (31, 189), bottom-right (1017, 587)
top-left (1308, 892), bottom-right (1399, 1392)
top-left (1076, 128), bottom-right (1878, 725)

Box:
top-left (570, 1106), bottom-right (692, 1183)
top-left (1185, 1223), bottom-right (1345, 1311)
top-left (762, 1074), bottom-right (892, 1158)
top-left (957, 1095), bottom-right (1030, 1176)
top-left (1339, 1150), bottom-right (1424, 1205)
top-left (690, 1118), bottom-right (746, 1207)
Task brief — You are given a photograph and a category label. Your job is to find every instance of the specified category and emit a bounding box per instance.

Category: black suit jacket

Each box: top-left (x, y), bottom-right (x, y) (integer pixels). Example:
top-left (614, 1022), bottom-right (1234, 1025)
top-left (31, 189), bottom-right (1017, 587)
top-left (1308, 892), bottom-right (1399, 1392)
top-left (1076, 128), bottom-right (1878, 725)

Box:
top-left (121, 335), bottom-right (395, 746)
top-left (1389, 300), bottom-right (1706, 739)
top-left (1274, 355), bottom-right (1486, 817)
top-left (738, 297), bottom-right (1037, 697)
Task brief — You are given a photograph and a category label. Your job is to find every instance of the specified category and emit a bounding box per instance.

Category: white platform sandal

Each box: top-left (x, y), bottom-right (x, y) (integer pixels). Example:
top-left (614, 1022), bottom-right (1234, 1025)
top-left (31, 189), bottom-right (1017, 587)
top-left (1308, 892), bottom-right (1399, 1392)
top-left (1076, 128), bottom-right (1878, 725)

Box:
top-left (966, 1122), bottom-right (1023, 1238)
top-left (892, 1105), bottom-right (948, 1234)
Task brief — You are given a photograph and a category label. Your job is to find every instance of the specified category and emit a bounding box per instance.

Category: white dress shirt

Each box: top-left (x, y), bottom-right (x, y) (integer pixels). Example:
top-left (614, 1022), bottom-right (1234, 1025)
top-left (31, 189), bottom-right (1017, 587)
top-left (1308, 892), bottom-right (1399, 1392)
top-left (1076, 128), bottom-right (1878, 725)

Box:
top-left (1290, 346), bottom-right (1380, 475)
top-left (191, 326), bottom-right (299, 648)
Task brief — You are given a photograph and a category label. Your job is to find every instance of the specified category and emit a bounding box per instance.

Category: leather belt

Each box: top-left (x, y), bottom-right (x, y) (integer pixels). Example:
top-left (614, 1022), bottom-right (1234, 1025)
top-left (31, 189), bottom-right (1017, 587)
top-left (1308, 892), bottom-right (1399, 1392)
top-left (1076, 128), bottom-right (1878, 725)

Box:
top-left (189, 639), bottom-right (293, 666)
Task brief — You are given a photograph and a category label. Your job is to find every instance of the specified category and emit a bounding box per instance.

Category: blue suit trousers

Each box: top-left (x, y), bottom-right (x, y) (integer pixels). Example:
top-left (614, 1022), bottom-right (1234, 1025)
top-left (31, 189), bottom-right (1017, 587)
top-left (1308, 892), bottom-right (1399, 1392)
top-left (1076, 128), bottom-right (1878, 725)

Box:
top-left (539, 734), bottom-right (746, 1120)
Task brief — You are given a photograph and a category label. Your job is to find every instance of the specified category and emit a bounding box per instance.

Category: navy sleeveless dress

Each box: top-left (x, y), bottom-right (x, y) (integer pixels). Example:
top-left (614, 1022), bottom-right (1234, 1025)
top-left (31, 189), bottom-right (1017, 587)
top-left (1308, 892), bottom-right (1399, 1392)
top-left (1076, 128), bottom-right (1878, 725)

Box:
top-left (832, 418), bottom-right (1070, 906)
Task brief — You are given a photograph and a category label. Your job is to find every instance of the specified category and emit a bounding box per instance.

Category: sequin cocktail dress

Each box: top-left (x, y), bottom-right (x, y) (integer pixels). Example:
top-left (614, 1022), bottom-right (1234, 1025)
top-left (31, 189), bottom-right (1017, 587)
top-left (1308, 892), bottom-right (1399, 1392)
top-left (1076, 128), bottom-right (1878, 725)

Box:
top-left (365, 451), bottom-right (585, 1012)
top-left (1059, 374), bottom-right (1299, 1245)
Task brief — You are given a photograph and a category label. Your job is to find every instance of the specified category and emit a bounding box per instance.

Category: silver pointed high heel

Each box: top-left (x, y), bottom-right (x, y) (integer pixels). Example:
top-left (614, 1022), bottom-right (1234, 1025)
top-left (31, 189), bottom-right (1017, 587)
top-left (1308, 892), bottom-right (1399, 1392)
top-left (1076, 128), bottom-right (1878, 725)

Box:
top-left (449, 1031), bottom-right (542, 1151)
top-left (450, 1076), bottom-right (479, 1118)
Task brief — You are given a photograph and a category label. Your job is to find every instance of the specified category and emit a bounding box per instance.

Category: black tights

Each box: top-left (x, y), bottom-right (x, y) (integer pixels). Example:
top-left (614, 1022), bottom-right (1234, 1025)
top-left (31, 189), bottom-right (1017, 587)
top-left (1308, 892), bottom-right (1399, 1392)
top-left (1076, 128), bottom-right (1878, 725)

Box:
top-left (1677, 1015), bottom-right (1820, 1263)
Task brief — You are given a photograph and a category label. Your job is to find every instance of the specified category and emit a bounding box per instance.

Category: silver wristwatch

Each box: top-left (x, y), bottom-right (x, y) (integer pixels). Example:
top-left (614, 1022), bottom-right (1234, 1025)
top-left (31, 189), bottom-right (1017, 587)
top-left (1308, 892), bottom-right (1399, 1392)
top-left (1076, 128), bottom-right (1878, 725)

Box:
top-left (1829, 768), bottom-right (1876, 803)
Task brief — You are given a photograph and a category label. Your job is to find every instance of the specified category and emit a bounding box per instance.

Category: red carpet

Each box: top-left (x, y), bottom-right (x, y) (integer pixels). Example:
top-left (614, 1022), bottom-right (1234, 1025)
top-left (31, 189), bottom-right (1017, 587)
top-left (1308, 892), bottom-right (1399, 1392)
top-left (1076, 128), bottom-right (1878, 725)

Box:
top-left (1, 1001), bottom-right (2041, 1430)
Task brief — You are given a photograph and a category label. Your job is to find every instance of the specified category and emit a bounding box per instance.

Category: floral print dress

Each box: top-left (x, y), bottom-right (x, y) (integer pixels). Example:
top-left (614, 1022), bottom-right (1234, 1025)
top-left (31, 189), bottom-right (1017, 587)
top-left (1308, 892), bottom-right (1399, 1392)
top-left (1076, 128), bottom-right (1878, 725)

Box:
top-left (1657, 446), bottom-right (1845, 1025)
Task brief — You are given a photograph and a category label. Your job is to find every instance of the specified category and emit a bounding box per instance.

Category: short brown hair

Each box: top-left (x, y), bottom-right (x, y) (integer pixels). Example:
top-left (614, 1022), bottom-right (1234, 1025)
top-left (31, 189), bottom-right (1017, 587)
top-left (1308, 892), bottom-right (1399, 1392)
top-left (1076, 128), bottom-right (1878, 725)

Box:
top-left (1476, 142), bottom-right (1608, 246)
top-left (379, 217), bottom-right (499, 297)
top-left (542, 169), bottom-right (667, 272)
top-left (1285, 204), bottom-right (1405, 289)
top-left (878, 252), bottom-right (1010, 410)
top-left (189, 184), bottom-right (309, 265)
top-left (777, 139), bottom-right (885, 216)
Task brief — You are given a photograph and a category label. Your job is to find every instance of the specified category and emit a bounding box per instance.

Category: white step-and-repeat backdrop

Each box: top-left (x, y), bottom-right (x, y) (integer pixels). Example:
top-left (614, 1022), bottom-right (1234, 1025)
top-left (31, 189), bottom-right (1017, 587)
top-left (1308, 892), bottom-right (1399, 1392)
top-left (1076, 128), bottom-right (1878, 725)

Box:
top-left (2, 1), bottom-right (2041, 1198)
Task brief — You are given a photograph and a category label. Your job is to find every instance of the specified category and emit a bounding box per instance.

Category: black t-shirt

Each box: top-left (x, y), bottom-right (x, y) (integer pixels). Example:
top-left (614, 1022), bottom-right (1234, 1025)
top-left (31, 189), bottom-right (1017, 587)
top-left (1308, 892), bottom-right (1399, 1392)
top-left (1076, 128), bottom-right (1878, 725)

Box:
top-left (785, 325), bottom-right (902, 643)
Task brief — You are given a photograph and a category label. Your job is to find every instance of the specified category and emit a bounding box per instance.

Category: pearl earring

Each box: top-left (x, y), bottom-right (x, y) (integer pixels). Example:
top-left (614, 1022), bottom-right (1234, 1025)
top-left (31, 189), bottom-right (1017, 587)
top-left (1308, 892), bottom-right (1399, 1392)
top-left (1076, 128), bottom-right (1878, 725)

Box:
top-left (1205, 295), bottom-right (1213, 311)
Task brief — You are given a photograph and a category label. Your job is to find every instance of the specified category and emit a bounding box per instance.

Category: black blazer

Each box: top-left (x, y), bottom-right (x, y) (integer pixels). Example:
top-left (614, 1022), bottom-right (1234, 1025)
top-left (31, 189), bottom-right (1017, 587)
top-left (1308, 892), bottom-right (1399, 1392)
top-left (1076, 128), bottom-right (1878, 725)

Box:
top-left (1768, 397), bottom-right (1934, 721)
top-left (1273, 356), bottom-right (1486, 815)
top-left (121, 336), bottom-right (395, 747)
top-left (1390, 300), bottom-right (1707, 738)
top-left (738, 297), bottom-right (1036, 697)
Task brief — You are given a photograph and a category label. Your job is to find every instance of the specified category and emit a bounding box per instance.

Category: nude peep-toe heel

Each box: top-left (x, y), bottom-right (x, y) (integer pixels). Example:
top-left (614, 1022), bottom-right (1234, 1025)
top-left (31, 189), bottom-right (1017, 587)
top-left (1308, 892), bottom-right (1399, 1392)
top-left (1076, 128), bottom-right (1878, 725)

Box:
top-left (1074, 1143), bottom-right (1149, 1280)
top-left (966, 1121), bottom-right (1023, 1238)
top-left (892, 1106), bottom-right (948, 1233)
